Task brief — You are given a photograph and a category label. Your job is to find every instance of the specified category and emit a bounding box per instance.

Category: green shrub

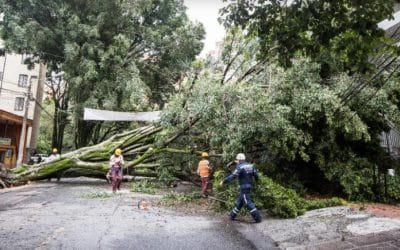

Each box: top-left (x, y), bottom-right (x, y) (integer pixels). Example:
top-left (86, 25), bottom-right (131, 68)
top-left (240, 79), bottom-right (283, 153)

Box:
top-left (254, 173), bottom-right (307, 218)
top-left (386, 175), bottom-right (400, 202)
top-left (213, 171), bottom-right (346, 218)
top-left (305, 197), bottom-right (347, 210)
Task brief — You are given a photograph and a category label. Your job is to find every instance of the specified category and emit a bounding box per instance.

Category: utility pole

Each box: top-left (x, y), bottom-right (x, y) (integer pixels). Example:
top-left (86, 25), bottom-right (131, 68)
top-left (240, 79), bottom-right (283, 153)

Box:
top-left (0, 53), bottom-right (7, 94)
top-left (16, 82), bottom-right (32, 167)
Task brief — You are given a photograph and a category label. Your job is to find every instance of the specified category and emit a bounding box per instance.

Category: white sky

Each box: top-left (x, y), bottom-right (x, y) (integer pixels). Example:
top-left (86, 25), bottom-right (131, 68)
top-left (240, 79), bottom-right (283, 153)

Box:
top-left (184, 0), bottom-right (227, 57)
top-left (378, 10), bottom-right (400, 30)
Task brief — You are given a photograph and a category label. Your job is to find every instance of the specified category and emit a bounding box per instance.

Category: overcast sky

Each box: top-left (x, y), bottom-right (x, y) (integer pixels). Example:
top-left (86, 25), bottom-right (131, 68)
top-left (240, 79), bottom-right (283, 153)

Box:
top-left (184, 0), bottom-right (397, 57)
top-left (184, 0), bottom-right (227, 57)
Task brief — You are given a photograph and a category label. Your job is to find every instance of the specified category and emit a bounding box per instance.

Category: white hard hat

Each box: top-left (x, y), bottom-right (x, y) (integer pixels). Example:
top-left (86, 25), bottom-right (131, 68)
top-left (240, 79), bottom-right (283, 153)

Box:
top-left (236, 153), bottom-right (246, 161)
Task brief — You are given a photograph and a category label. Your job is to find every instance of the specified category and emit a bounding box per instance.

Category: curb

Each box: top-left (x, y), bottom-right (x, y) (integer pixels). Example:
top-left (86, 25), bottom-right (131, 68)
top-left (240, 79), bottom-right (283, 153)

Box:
top-left (232, 220), bottom-right (280, 250)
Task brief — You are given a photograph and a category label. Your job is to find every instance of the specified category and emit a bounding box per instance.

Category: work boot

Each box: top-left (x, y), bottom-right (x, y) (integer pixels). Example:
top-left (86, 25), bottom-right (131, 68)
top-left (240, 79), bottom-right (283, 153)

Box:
top-left (230, 209), bottom-right (238, 220)
top-left (250, 209), bottom-right (261, 223)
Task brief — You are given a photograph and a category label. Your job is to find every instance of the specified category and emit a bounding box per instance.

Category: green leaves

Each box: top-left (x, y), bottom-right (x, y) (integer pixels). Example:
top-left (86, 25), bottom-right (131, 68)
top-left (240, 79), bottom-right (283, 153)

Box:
top-left (221, 0), bottom-right (397, 76)
top-left (213, 172), bottom-right (345, 218)
top-left (163, 59), bottom-right (356, 161)
top-left (0, 0), bottom-right (205, 148)
top-left (160, 51), bottom-right (400, 200)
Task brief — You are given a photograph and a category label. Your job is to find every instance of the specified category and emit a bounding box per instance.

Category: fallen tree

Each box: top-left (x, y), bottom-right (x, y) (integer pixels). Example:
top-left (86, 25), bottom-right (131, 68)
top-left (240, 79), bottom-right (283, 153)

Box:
top-left (5, 126), bottom-right (166, 185)
top-left (2, 115), bottom-right (204, 186)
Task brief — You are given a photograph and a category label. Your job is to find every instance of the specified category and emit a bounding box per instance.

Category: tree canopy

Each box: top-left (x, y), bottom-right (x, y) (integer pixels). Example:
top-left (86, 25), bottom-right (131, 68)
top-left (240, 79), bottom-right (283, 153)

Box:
top-left (0, 0), bottom-right (205, 148)
top-left (221, 0), bottom-right (399, 77)
top-left (160, 27), bottom-right (400, 201)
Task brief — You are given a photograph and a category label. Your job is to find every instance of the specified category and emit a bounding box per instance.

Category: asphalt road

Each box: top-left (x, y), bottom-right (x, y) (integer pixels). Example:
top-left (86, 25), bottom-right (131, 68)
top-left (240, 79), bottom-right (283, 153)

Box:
top-left (0, 178), bottom-right (257, 250)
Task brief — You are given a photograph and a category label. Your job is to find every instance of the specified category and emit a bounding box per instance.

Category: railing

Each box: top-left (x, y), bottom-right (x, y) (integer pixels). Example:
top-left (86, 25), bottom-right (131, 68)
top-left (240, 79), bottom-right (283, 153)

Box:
top-left (0, 137), bottom-right (11, 145)
top-left (380, 124), bottom-right (400, 158)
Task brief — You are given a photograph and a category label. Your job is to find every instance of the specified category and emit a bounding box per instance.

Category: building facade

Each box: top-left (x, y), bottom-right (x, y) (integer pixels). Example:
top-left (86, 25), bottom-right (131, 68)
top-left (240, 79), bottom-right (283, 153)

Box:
top-left (0, 53), bottom-right (45, 168)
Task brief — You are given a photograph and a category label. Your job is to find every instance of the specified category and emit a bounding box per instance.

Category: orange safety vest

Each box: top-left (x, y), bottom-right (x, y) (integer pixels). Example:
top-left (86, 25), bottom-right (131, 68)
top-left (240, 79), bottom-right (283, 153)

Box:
top-left (197, 159), bottom-right (210, 177)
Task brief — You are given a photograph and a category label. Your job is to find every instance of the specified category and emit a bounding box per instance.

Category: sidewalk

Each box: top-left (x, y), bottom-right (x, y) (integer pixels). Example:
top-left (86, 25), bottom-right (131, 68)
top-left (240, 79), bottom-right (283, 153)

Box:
top-left (232, 206), bottom-right (400, 250)
top-left (300, 230), bottom-right (400, 250)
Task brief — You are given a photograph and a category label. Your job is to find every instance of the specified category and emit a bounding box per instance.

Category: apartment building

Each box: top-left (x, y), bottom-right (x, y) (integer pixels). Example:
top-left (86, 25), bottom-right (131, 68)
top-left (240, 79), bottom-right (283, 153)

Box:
top-left (0, 52), bottom-right (46, 168)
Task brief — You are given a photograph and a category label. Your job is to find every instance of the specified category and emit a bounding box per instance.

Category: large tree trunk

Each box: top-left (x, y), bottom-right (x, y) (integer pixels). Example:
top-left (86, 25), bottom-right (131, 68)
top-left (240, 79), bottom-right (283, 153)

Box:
top-left (7, 126), bottom-right (164, 185)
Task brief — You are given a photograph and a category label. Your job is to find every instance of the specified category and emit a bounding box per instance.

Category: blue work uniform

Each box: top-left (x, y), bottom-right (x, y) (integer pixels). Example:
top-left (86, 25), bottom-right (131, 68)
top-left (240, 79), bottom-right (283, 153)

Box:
top-left (223, 161), bottom-right (261, 223)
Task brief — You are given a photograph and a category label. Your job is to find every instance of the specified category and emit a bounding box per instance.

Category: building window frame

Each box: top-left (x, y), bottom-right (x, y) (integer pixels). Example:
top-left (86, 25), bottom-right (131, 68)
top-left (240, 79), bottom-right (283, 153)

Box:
top-left (18, 74), bottom-right (28, 87)
top-left (14, 97), bottom-right (24, 111)
top-left (29, 75), bottom-right (37, 86)
top-left (21, 53), bottom-right (32, 64)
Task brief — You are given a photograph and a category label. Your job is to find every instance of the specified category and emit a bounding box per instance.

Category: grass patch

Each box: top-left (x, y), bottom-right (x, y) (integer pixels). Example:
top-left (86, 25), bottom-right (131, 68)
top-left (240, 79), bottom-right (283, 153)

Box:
top-left (161, 191), bottom-right (201, 205)
top-left (130, 180), bottom-right (161, 194)
top-left (81, 191), bottom-right (113, 199)
top-left (305, 197), bottom-right (347, 210)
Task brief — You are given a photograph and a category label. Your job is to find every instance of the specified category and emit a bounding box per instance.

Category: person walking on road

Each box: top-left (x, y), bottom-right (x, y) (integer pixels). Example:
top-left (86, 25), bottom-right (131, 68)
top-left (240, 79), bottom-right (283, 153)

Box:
top-left (109, 148), bottom-right (124, 193)
top-left (220, 153), bottom-right (262, 223)
top-left (197, 152), bottom-right (211, 198)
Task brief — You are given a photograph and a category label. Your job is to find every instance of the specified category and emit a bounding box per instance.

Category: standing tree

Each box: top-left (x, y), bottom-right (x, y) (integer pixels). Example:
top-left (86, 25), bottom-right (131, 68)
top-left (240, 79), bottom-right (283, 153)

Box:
top-left (0, 0), bottom-right (205, 149)
top-left (45, 72), bottom-right (69, 151)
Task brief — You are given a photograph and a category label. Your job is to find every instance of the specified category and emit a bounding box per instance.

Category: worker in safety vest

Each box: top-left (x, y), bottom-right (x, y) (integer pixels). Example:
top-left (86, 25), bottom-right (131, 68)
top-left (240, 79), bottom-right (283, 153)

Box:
top-left (220, 153), bottom-right (261, 223)
top-left (197, 152), bottom-right (211, 198)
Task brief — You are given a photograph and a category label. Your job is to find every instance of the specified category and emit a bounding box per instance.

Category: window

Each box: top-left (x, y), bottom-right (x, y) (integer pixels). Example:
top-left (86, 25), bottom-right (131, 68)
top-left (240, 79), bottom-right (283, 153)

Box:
top-left (21, 53), bottom-right (32, 64)
top-left (18, 74), bottom-right (28, 87)
top-left (30, 76), bottom-right (37, 85)
top-left (14, 97), bottom-right (24, 111)
top-left (6, 149), bottom-right (12, 157)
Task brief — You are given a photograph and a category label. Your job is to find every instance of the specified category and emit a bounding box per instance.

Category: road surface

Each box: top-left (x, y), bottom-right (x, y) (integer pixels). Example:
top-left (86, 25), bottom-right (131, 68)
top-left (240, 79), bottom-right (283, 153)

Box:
top-left (0, 178), bottom-right (259, 250)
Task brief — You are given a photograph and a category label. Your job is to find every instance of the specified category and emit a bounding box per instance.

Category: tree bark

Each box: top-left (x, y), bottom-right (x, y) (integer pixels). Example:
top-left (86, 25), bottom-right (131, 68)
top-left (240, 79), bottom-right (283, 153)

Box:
top-left (0, 120), bottom-right (211, 187)
top-left (7, 126), bottom-right (164, 184)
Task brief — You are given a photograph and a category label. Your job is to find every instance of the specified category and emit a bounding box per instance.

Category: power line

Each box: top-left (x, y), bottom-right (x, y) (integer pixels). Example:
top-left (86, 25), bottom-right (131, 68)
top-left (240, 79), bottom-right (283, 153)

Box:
top-left (31, 97), bottom-right (53, 118)
top-left (0, 96), bottom-right (17, 100)
top-left (1, 77), bottom-right (62, 119)
top-left (0, 78), bottom-right (38, 87)
top-left (0, 98), bottom-right (22, 102)
top-left (0, 87), bottom-right (25, 95)
top-left (1, 91), bottom-right (54, 121)
top-left (0, 85), bottom-right (54, 119)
